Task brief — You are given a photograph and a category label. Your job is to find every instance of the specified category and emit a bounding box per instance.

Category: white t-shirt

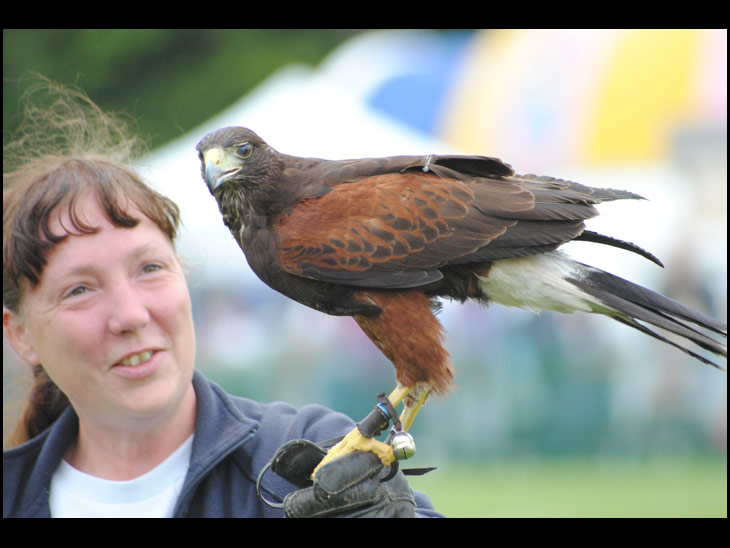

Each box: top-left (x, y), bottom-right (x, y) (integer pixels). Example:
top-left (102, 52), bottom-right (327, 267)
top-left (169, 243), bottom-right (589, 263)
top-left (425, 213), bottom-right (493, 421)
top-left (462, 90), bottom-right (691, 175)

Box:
top-left (49, 435), bottom-right (193, 518)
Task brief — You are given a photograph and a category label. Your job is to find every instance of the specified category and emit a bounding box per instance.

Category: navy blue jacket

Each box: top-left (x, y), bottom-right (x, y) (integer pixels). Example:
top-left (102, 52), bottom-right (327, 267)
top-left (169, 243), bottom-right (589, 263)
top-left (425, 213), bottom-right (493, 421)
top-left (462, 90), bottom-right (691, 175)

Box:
top-left (4, 371), bottom-right (442, 517)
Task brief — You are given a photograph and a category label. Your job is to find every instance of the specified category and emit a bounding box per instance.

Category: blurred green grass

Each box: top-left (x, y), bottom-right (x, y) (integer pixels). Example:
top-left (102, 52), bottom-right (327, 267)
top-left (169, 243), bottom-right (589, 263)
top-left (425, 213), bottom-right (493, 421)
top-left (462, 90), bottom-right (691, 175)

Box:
top-left (408, 455), bottom-right (727, 517)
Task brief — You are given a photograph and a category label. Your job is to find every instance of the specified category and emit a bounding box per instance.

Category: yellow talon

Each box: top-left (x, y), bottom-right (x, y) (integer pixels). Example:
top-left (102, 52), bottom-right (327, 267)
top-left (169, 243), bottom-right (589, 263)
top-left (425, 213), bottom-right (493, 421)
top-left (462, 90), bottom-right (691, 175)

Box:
top-left (311, 384), bottom-right (415, 479)
top-left (312, 427), bottom-right (395, 478)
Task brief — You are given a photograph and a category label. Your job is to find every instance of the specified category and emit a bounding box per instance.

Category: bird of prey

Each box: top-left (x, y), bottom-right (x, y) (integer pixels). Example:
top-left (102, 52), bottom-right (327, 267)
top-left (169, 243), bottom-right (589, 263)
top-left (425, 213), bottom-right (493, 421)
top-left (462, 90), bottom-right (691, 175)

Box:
top-left (197, 127), bottom-right (727, 471)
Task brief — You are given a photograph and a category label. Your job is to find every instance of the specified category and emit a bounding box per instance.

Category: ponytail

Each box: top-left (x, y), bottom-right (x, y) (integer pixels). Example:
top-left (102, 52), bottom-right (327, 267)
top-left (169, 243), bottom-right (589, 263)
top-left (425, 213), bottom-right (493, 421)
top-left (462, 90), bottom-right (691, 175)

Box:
top-left (9, 365), bottom-right (70, 447)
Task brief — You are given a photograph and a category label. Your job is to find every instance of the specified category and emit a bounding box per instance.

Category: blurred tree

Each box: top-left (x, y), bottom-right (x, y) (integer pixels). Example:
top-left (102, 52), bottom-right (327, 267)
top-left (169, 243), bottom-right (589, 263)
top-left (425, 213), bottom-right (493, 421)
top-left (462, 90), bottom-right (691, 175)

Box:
top-left (4, 29), bottom-right (361, 149)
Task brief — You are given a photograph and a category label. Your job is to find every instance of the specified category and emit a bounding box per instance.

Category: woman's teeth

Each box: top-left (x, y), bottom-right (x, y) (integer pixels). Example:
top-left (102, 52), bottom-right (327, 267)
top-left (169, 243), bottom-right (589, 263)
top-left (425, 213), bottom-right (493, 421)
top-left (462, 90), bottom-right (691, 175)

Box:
top-left (119, 350), bottom-right (153, 367)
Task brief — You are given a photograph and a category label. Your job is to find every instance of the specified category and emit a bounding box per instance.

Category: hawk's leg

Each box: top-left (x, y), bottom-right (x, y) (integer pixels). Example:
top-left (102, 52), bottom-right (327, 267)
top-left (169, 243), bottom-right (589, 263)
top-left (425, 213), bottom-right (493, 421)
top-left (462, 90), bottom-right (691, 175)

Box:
top-left (398, 384), bottom-right (430, 432)
top-left (311, 384), bottom-right (414, 478)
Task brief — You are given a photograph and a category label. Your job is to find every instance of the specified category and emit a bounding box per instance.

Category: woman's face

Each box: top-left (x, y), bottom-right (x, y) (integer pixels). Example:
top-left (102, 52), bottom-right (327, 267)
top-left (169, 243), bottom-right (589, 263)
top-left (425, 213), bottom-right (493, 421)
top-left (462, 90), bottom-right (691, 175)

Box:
top-left (4, 194), bottom-right (196, 427)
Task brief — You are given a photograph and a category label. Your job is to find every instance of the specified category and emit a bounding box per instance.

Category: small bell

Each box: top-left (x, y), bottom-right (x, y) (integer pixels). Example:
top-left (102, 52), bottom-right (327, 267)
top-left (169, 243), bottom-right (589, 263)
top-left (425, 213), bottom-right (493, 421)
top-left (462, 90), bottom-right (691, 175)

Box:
top-left (390, 430), bottom-right (416, 460)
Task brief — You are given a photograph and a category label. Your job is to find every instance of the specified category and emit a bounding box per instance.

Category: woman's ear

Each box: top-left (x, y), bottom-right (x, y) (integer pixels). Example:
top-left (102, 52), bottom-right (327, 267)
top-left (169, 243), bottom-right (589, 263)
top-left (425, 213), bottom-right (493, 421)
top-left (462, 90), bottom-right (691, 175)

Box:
top-left (3, 307), bottom-right (41, 366)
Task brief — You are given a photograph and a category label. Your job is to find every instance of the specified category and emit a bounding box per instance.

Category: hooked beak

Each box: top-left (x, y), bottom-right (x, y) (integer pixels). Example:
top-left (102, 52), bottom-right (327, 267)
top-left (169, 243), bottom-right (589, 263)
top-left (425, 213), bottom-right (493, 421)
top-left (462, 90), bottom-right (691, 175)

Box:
top-left (202, 147), bottom-right (242, 191)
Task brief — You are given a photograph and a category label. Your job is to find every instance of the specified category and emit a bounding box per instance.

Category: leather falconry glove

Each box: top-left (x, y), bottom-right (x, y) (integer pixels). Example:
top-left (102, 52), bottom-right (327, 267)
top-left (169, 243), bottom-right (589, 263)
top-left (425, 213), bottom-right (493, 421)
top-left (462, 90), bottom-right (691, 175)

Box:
top-left (258, 438), bottom-right (416, 518)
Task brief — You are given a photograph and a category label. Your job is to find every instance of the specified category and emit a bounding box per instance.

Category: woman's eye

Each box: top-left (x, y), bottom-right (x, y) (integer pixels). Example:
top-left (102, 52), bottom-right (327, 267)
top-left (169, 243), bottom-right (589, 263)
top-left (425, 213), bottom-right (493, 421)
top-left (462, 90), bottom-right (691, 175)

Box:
top-left (64, 285), bottom-right (88, 299)
top-left (236, 142), bottom-right (253, 158)
top-left (141, 263), bottom-right (162, 274)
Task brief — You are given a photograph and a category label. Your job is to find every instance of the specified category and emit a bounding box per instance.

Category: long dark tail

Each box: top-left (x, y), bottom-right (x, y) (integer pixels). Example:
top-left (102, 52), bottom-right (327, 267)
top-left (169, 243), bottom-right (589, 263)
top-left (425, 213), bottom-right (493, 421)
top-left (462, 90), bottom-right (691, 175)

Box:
top-left (567, 264), bottom-right (727, 369)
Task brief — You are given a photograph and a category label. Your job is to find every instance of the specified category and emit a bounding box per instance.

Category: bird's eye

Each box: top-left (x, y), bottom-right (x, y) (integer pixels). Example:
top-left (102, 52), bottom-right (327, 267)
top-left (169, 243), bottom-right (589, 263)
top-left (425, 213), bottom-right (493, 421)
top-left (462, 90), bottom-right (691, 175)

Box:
top-left (236, 142), bottom-right (253, 158)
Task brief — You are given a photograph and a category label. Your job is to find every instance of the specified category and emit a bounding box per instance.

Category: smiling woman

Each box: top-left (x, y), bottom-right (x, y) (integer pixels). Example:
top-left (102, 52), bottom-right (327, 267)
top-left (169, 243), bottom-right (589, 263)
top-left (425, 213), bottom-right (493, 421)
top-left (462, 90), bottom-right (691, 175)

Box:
top-left (3, 80), bottom-right (184, 449)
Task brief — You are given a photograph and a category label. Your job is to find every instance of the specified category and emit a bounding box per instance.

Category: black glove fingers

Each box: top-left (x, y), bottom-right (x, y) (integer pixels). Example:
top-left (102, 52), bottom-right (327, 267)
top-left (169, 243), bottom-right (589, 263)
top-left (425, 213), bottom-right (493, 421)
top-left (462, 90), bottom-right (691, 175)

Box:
top-left (265, 438), bottom-right (418, 518)
top-left (314, 452), bottom-right (384, 494)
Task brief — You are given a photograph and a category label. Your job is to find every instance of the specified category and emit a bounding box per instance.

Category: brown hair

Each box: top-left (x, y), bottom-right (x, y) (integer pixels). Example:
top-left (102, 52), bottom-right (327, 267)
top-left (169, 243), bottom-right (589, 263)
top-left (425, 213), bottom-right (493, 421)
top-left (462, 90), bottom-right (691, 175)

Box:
top-left (3, 77), bottom-right (181, 447)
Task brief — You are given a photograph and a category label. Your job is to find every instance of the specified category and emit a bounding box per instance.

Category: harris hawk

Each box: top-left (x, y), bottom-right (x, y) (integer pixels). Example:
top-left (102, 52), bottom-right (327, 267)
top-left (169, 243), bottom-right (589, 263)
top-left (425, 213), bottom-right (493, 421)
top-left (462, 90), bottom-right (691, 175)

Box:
top-left (196, 127), bottom-right (727, 471)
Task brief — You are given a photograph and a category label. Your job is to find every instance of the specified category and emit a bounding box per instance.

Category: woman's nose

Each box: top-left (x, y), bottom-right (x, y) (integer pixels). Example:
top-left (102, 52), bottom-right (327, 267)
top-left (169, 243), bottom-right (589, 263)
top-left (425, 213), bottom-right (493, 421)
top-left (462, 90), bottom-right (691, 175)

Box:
top-left (107, 281), bottom-right (150, 335)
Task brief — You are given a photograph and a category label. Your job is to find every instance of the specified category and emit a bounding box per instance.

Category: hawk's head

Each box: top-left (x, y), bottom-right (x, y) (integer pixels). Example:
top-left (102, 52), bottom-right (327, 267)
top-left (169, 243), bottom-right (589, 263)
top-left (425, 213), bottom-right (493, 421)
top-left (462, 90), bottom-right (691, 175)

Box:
top-left (196, 126), bottom-right (276, 194)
